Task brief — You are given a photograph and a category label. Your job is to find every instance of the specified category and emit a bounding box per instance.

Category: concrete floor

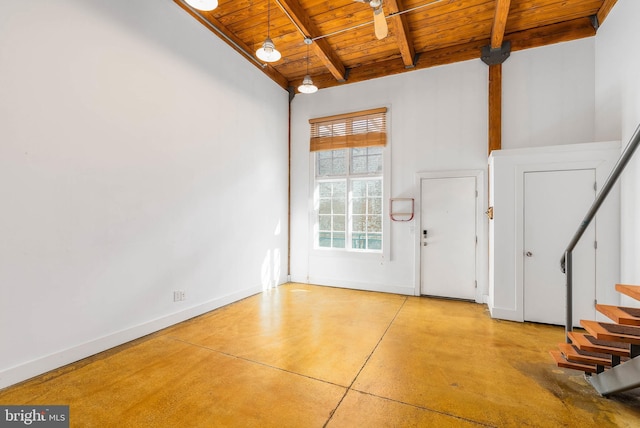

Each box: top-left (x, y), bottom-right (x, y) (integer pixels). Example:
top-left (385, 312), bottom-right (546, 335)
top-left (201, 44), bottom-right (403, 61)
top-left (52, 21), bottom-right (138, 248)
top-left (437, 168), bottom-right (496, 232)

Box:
top-left (1, 283), bottom-right (639, 427)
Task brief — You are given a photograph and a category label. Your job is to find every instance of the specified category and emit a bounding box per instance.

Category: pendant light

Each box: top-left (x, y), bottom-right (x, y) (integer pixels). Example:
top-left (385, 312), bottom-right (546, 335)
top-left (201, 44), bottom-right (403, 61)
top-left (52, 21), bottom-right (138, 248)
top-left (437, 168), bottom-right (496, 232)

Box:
top-left (184, 0), bottom-right (218, 11)
top-left (298, 38), bottom-right (318, 94)
top-left (256, 0), bottom-right (281, 63)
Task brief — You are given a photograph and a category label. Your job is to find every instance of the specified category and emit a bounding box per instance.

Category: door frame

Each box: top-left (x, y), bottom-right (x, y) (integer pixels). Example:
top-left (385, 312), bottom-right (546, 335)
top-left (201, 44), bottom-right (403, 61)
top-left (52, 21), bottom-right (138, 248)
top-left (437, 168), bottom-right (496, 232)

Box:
top-left (414, 170), bottom-right (486, 302)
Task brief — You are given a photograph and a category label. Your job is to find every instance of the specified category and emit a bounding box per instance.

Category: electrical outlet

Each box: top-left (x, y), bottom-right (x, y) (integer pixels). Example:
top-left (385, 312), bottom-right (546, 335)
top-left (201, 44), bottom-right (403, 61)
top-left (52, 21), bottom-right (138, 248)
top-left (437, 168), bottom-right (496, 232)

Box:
top-left (173, 290), bottom-right (186, 302)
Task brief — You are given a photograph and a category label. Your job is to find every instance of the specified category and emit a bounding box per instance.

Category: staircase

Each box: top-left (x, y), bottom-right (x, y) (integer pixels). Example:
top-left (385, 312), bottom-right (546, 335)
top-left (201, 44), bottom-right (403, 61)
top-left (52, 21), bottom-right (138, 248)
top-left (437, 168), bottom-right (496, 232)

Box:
top-left (550, 125), bottom-right (640, 396)
top-left (550, 284), bottom-right (640, 396)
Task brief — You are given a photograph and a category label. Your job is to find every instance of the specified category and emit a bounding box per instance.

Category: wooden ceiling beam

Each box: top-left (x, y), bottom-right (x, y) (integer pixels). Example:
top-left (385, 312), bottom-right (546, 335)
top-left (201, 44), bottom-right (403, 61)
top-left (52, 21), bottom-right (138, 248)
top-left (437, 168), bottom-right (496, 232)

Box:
top-left (488, 64), bottom-right (502, 154)
top-left (292, 39), bottom-right (489, 90)
top-left (293, 16), bottom-right (597, 91)
top-left (487, 0), bottom-right (511, 154)
top-left (275, 0), bottom-right (347, 82)
top-left (509, 17), bottom-right (596, 51)
top-left (173, 1), bottom-right (289, 90)
top-left (490, 0), bottom-right (512, 49)
top-left (386, 0), bottom-right (416, 68)
top-left (597, 0), bottom-right (618, 27)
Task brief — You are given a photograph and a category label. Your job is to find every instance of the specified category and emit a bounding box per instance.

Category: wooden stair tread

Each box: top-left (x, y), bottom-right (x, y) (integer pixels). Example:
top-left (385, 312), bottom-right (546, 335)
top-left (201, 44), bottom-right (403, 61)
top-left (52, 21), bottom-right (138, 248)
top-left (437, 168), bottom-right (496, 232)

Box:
top-left (558, 343), bottom-right (612, 366)
top-left (580, 319), bottom-right (640, 345)
top-left (596, 304), bottom-right (640, 326)
top-left (550, 350), bottom-right (598, 374)
top-left (568, 331), bottom-right (630, 357)
top-left (615, 284), bottom-right (640, 302)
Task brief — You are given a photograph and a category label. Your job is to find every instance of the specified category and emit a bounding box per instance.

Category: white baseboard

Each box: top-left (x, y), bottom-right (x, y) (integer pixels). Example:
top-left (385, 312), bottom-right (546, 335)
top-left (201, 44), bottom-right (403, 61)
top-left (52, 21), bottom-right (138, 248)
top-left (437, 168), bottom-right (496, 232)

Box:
top-left (288, 275), bottom-right (308, 284)
top-left (488, 305), bottom-right (523, 322)
top-left (0, 285), bottom-right (263, 390)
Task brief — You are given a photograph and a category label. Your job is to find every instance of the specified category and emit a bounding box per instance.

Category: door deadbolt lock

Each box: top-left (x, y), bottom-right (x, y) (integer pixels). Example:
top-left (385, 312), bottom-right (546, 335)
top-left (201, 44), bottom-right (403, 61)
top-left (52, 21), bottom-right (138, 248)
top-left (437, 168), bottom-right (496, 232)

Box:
top-left (525, 251), bottom-right (533, 257)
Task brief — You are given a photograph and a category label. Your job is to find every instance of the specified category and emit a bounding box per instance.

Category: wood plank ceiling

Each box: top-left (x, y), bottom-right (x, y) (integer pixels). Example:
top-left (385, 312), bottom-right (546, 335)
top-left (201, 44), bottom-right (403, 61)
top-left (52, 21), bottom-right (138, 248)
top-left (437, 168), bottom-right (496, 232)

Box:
top-left (174, 0), bottom-right (618, 93)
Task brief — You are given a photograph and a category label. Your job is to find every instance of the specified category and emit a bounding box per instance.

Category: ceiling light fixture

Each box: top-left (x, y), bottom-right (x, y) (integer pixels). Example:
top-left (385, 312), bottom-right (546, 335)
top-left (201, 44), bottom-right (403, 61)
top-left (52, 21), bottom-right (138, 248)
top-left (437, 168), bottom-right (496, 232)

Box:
top-left (298, 38), bottom-right (318, 94)
top-left (184, 0), bottom-right (218, 11)
top-left (256, 0), bottom-right (281, 63)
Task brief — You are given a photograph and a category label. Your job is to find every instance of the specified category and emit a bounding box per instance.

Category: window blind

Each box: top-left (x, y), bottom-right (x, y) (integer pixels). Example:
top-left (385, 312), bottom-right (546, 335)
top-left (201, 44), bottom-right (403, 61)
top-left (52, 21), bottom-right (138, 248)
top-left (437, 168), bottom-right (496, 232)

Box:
top-left (309, 107), bottom-right (387, 152)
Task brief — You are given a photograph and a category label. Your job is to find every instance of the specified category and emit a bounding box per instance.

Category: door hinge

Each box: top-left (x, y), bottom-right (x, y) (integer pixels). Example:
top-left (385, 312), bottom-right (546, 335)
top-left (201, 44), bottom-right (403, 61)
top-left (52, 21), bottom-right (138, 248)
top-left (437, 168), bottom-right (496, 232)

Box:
top-left (475, 280), bottom-right (478, 288)
top-left (594, 182), bottom-right (597, 191)
top-left (475, 190), bottom-right (478, 197)
top-left (594, 299), bottom-right (598, 307)
top-left (594, 241), bottom-right (598, 250)
top-left (475, 236), bottom-right (478, 244)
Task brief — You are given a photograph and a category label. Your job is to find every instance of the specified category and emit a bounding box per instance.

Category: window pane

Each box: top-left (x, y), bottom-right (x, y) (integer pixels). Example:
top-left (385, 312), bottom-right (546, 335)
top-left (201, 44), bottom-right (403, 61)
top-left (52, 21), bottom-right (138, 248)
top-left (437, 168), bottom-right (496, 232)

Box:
top-left (367, 233), bottom-right (382, 250)
top-left (319, 215), bottom-right (331, 231)
top-left (368, 180), bottom-right (382, 196)
top-left (317, 150), bottom-right (349, 177)
top-left (350, 147), bottom-right (384, 175)
top-left (319, 199), bottom-right (332, 214)
top-left (333, 232), bottom-right (346, 248)
top-left (352, 155), bottom-right (367, 174)
top-left (319, 232), bottom-right (331, 248)
top-left (333, 157), bottom-right (346, 175)
top-left (318, 159), bottom-right (332, 176)
top-left (352, 180), bottom-right (366, 197)
top-left (367, 154), bottom-right (382, 173)
top-left (334, 215), bottom-right (345, 231)
top-left (333, 198), bottom-right (345, 214)
top-left (319, 182), bottom-right (332, 197)
top-left (333, 181), bottom-right (346, 197)
top-left (352, 215), bottom-right (366, 232)
top-left (352, 199), bottom-right (366, 215)
top-left (368, 198), bottom-right (382, 214)
top-left (352, 233), bottom-right (366, 249)
top-left (367, 215), bottom-right (382, 232)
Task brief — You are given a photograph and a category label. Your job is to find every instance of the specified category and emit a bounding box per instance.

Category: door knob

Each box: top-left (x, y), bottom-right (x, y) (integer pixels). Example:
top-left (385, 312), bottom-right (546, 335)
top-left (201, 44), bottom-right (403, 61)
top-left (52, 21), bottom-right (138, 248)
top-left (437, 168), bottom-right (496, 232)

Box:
top-left (525, 251), bottom-right (533, 257)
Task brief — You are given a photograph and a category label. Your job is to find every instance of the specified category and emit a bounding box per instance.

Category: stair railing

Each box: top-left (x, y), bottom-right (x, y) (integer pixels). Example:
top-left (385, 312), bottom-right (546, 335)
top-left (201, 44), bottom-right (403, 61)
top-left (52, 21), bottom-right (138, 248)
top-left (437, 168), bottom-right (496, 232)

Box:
top-left (560, 124), bottom-right (640, 341)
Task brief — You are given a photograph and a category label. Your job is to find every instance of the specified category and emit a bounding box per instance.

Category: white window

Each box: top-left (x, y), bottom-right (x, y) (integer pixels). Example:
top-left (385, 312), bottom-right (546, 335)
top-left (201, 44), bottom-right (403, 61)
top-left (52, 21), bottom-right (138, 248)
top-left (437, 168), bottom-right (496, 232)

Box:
top-left (309, 108), bottom-right (387, 252)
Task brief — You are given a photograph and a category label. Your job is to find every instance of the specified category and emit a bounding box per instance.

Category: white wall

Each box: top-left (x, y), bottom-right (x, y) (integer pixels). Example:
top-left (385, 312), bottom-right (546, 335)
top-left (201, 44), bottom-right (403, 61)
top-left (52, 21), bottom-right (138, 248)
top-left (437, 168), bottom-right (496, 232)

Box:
top-left (595, 0), bottom-right (640, 307)
top-left (503, 38), bottom-right (596, 149)
top-left (290, 60), bottom-right (489, 296)
top-left (0, 0), bottom-right (289, 388)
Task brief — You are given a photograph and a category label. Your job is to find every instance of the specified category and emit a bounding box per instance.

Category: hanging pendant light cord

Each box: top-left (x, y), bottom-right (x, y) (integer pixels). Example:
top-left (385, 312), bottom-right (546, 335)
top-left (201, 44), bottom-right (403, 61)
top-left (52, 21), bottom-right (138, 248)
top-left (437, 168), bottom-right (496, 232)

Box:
top-left (267, 0), bottom-right (271, 38)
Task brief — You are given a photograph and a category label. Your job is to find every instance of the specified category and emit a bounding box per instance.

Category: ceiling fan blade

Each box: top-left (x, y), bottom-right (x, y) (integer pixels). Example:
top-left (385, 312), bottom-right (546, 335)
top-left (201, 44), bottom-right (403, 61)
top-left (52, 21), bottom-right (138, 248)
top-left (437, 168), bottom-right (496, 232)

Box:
top-left (373, 7), bottom-right (388, 40)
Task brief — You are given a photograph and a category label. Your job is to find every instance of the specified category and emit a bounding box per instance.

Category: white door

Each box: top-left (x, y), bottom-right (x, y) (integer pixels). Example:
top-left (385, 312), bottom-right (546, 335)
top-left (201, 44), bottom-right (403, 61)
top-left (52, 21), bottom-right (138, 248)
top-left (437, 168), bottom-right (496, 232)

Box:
top-left (421, 176), bottom-right (477, 300)
top-left (523, 169), bottom-right (596, 325)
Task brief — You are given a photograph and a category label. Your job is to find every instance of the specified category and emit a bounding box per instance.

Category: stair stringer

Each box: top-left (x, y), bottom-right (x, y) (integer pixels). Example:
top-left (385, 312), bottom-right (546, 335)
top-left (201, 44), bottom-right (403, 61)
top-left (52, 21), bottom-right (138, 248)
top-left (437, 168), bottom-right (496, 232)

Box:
top-left (586, 355), bottom-right (640, 396)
